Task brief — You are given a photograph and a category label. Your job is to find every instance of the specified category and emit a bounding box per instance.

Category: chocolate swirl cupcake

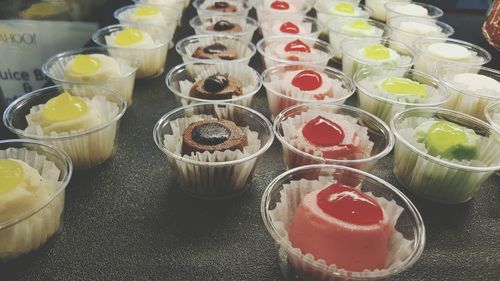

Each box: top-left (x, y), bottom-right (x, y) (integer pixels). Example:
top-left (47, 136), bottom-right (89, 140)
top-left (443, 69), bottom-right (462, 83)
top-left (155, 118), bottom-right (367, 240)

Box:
top-left (207, 20), bottom-right (243, 32)
top-left (189, 73), bottom-right (243, 100)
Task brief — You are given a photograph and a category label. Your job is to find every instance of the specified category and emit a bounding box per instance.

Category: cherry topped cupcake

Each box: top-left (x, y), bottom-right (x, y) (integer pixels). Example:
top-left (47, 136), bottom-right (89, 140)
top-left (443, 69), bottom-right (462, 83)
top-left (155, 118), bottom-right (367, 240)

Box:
top-left (260, 16), bottom-right (323, 40)
top-left (189, 15), bottom-right (258, 44)
top-left (254, 0), bottom-right (314, 22)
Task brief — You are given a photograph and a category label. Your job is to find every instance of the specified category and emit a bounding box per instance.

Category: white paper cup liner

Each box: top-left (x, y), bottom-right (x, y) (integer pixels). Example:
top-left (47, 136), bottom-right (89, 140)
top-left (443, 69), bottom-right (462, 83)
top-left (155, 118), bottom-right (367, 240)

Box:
top-left (179, 36), bottom-right (254, 65)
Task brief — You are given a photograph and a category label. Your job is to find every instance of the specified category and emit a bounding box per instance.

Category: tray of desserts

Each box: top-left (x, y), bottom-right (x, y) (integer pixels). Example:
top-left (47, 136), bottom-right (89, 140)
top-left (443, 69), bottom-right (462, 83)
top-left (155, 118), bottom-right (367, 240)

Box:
top-left (1, 0), bottom-right (500, 280)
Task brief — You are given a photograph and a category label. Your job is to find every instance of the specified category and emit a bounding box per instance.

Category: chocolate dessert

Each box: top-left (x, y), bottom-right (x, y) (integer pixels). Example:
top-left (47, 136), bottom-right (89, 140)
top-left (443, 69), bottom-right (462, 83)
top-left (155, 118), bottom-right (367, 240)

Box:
top-left (192, 43), bottom-right (238, 60)
top-left (190, 73), bottom-right (243, 100)
top-left (181, 119), bottom-right (248, 155)
top-left (207, 20), bottom-right (243, 32)
top-left (206, 1), bottom-right (238, 13)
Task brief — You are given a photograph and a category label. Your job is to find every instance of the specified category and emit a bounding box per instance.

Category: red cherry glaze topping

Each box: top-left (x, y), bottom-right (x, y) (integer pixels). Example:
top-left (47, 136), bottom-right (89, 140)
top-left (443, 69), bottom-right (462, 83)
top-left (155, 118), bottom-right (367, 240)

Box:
top-left (291, 70), bottom-right (323, 91)
top-left (280, 22), bottom-right (300, 34)
top-left (271, 1), bottom-right (289, 10)
top-left (317, 183), bottom-right (383, 225)
top-left (302, 116), bottom-right (344, 146)
top-left (284, 39), bottom-right (311, 53)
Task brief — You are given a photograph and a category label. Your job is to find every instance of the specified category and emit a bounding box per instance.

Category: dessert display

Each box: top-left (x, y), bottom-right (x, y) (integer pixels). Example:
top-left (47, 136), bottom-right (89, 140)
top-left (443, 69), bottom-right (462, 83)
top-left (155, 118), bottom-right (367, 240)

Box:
top-left (354, 67), bottom-right (448, 123)
top-left (254, 0), bottom-right (313, 22)
top-left (93, 24), bottom-right (172, 79)
top-left (385, 1), bottom-right (443, 21)
top-left (315, 0), bottom-right (372, 28)
top-left (274, 104), bottom-right (394, 172)
top-left (365, 0), bottom-right (410, 22)
top-left (261, 165), bottom-right (425, 280)
top-left (153, 103), bottom-right (273, 199)
top-left (256, 36), bottom-right (334, 68)
top-left (388, 16), bottom-right (454, 48)
top-left (438, 66), bottom-right (500, 121)
top-left (260, 16), bottom-right (323, 39)
top-left (482, 0), bottom-right (500, 51)
top-left (189, 16), bottom-right (258, 44)
top-left (42, 48), bottom-right (138, 105)
top-left (391, 108), bottom-right (500, 203)
top-left (113, 4), bottom-right (179, 35)
top-left (412, 37), bottom-right (491, 76)
top-left (0, 140), bottom-right (71, 261)
top-left (3, 86), bottom-right (127, 169)
top-left (341, 39), bottom-right (414, 78)
top-left (193, 0), bottom-right (251, 16)
top-left (261, 64), bottom-right (354, 117)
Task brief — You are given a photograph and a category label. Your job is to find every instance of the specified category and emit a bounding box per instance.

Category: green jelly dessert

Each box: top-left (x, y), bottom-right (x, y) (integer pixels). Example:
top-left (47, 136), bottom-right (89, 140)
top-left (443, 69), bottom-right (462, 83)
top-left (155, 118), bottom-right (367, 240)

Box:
top-left (380, 76), bottom-right (428, 98)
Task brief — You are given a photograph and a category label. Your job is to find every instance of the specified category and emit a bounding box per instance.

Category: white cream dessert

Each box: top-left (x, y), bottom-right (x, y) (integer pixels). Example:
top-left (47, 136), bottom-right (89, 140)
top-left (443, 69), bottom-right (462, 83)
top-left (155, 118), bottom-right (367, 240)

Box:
top-left (64, 54), bottom-right (122, 82)
top-left (390, 3), bottom-right (428, 17)
top-left (129, 6), bottom-right (166, 25)
top-left (330, 20), bottom-right (385, 60)
top-left (451, 73), bottom-right (500, 96)
top-left (426, 43), bottom-right (471, 61)
top-left (340, 20), bottom-right (380, 36)
top-left (397, 21), bottom-right (440, 35)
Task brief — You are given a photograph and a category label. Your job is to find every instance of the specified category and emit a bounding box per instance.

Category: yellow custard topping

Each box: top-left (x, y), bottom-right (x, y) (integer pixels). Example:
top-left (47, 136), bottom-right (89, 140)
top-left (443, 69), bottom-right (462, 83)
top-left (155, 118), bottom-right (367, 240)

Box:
top-left (333, 2), bottom-right (355, 14)
top-left (114, 28), bottom-right (144, 46)
top-left (135, 6), bottom-right (160, 16)
top-left (363, 44), bottom-right (390, 60)
top-left (348, 20), bottom-right (371, 30)
top-left (0, 159), bottom-right (24, 194)
top-left (381, 77), bottom-right (428, 97)
top-left (43, 92), bottom-right (89, 122)
top-left (70, 55), bottom-right (101, 75)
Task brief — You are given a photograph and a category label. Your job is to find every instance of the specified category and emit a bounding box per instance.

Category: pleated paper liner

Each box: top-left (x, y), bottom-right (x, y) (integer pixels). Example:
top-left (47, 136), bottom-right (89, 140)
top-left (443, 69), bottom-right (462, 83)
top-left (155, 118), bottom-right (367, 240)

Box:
top-left (260, 16), bottom-right (316, 40)
top-left (191, 15), bottom-right (258, 44)
top-left (114, 4), bottom-right (179, 34)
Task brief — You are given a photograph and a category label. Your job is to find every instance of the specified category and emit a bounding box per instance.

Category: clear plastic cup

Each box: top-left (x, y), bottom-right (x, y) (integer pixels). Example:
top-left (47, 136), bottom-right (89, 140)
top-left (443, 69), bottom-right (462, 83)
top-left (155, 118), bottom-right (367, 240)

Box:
top-left (261, 164), bottom-right (425, 281)
top-left (391, 107), bottom-right (500, 203)
top-left (256, 35), bottom-right (334, 69)
top-left (0, 139), bottom-right (72, 262)
top-left (260, 15), bottom-right (323, 40)
top-left (254, 0), bottom-right (314, 22)
top-left (42, 47), bottom-right (138, 106)
top-left (485, 101), bottom-right (500, 132)
top-left (274, 103), bottom-right (394, 172)
top-left (175, 34), bottom-right (256, 65)
top-left (113, 4), bottom-right (180, 34)
top-left (189, 15), bottom-right (258, 44)
top-left (165, 61), bottom-right (261, 107)
top-left (437, 65), bottom-right (500, 121)
top-left (3, 85), bottom-right (127, 169)
top-left (132, 0), bottom-right (186, 12)
top-left (341, 38), bottom-right (414, 78)
top-left (92, 23), bottom-right (172, 80)
top-left (328, 17), bottom-right (391, 61)
top-left (193, 0), bottom-right (252, 17)
top-left (315, 0), bottom-right (372, 29)
top-left (153, 103), bottom-right (274, 199)
top-left (354, 66), bottom-right (449, 124)
top-left (385, 1), bottom-right (443, 21)
top-left (412, 37), bottom-right (491, 76)
top-left (261, 64), bottom-right (355, 118)
top-left (365, 0), bottom-right (410, 22)
top-left (387, 16), bottom-right (454, 48)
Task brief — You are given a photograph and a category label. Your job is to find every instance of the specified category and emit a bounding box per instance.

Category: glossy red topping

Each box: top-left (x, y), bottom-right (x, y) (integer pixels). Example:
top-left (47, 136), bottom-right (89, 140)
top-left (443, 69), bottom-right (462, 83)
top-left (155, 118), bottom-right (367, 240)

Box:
top-left (271, 0), bottom-right (289, 10)
top-left (302, 116), bottom-right (344, 146)
top-left (291, 70), bottom-right (323, 91)
top-left (284, 39), bottom-right (311, 53)
top-left (317, 183), bottom-right (383, 225)
top-left (280, 21), bottom-right (300, 34)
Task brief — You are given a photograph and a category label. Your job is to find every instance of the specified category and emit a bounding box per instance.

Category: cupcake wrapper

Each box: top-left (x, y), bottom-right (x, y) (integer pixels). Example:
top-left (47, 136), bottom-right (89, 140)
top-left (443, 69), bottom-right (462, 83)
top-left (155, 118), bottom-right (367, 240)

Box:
top-left (162, 114), bottom-right (262, 197)
top-left (177, 63), bottom-right (259, 107)
top-left (0, 147), bottom-right (64, 261)
top-left (394, 117), bottom-right (500, 203)
top-left (47, 57), bottom-right (136, 105)
top-left (116, 8), bottom-right (178, 34)
top-left (413, 52), bottom-right (484, 76)
top-left (181, 37), bottom-right (253, 65)
top-left (442, 86), bottom-right (497, 121)
top-left (342, 55), bottom-right (413, 79)
top-left (23, 96), bottom-right (120, 169)
top-left (268, 177), bottom-right (412, 281)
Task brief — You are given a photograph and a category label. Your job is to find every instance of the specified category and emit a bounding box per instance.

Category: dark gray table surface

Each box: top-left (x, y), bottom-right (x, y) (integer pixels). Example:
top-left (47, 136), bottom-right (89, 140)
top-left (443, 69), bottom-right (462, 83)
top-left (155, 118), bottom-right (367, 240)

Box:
top-left (1, 1), bottom-right (499, 280)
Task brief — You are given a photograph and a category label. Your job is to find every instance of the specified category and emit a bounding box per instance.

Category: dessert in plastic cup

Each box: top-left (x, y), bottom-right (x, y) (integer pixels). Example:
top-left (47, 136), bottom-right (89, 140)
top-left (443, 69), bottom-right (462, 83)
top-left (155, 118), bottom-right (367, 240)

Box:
top-left (193, 0), bottom-right (252, 17)
top-left (354, 66), bottom-right (449, 124)
top-left (42, 47), bottom-right (138, 106)
top-left (260, 16), bottom-right (323, 40)
top-left (365, 0), bottom-right (410, 22)
top-left (165, 61), bottom-right (261, 107)
top-left (273, 103), bottom-right (394, 172)
top-left (387, 16), bottom-right (454, 49)
top-left (412, 37), bottom-right (491, 76)
top-left (113, 4), bottom-right (180, 34)
top-left (261, 64), bottom-right (355, 118)
top-left (315, 0), bottom-right (372, 29)
top-left (256, 36), bottom-right (334, 69)
top-left (0, 139), bottom-right (72, 262)
top-left (341, 38), bottom-right (414, 78)
top-left (261, 164), bottom-right (425, 281)
top-left (175, 34), bottom-right (256, 65)
top-left (254, 0), bottom-right (314, 22)
top-left (92, 24), bottom-right (172, 80)
top-left (3, 85), bottom-right (127, 169)
top-left (437, 65), bottom-right (500, 121)
top-left (153, 103), bottom-right (274, 199)
top-left (328, 18), bottom-right (391, 61)
top-left (485, 101), bottom-right (500, 133)
top-left (384, 1), bottom-right (443, 21)
top-left (132, 0), bottom-right (187, 12)
top-left (189, 15), bottom-right (258, 44)
top-left (390, 107), bottom-right (500, 204)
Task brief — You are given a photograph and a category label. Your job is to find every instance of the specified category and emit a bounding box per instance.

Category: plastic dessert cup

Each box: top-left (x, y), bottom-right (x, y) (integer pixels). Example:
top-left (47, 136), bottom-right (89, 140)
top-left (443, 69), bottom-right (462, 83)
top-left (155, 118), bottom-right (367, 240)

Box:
top-left (274, 103), bottom-right (394, 172)
top-left (175, 34), bottom-right (256, 65)
top-left (328, 18), bottom-right (391, 61)
top-left (341, 38), bottom-right (415, 79)
top-left (254, 0), bottom-right (314, 22)
top-left (165, 61), bottom-right (261, 107)
top-left (153, 103), bottom-right (274, 199)
top-left (0, 140), bottom-right (72, 262)
top-left (354, 67), bottom-right (449, 124)
top-left (132, 0), bottom-right (186, 13)
top-left (260, 16), bottom-right (323, 40)
top-left (262, 64), bottom-right (356, 118)
top-left (113, 4), bottom-right (180, 34)
top-left (92, 24), bottom-right (172, 80)
top-left (193, 0), bottom-right (252, 17)
top-left (365, 0), bottom-right (410, 22)
top-left (256, 36), bottom-right (334, 69)
top-left (412, 37), bottom-right (491, 76)
top-left (391, 107), bottom-right (500, 203)
top-left (42, 47), bottom-right (138, 106)
top-left (3, 85), bottom-right (127, 169)
top-left (189, 15), bottom-right (258, 44)
top-left (485, 101), bottom-right (500, 133)
top-left (261, 164), bottom-right (425, 281)
top-left (438, 65), bottom-right (500, 121)
top-left (315, 1), bottom-right (373, 29)
top-left (387, 16), bottom-right (454, 48)
top-left (385, 1), bottom-right (443, 21)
